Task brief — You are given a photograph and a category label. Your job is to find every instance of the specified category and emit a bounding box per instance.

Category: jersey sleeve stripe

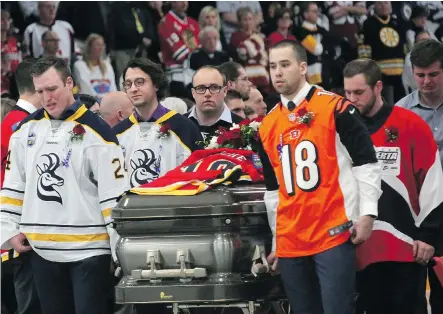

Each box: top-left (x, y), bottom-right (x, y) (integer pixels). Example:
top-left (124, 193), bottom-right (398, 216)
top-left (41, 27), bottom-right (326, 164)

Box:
top-left (25, 232), bottom-right (110, 242)
top-left (99, 197), bottom-right (118, 204)
top-left (83, 125), bottom-right (118, 146)
top-left (0, 196), bottom-right (23, 206)
top-left (101, 208), bottom-right (112, 219)
top-left (170, 130), bottom-right (191, 153)
top-left (1, 210), bottom-right (21, 216)
top-left (1, 188), bottom-right (24, 194)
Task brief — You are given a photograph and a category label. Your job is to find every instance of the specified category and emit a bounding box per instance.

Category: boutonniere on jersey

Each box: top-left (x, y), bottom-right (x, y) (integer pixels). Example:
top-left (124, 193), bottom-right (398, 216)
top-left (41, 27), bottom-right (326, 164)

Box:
top-left (385, 126), bottom-right (399, 143)
top-left (296, 108), bottom-right (315, 126)
top-left (199, 117), bottom-right (263, 152)
top-left (70, 124), bottom-right (86, 142)
top-left (157, 123), bottom-right (172, 139)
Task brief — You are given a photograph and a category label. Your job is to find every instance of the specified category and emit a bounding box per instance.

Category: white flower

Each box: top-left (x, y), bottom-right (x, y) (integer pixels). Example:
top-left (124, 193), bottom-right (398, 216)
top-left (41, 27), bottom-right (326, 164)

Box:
top-left (249, 121), bottom-right (261, 131)
top-left (246, 145), bottom-right (252, 151)
top-left (230, 123), bottom-right (240, 130)
top-left (206, 136), bottom-right (219, 149)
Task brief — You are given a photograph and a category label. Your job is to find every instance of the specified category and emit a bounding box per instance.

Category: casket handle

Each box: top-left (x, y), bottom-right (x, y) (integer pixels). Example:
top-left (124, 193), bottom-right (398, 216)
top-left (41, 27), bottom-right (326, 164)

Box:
top-left (131, 248), bottom-right (207, 282)
top-left (251, 244), bottom-right (270, 276)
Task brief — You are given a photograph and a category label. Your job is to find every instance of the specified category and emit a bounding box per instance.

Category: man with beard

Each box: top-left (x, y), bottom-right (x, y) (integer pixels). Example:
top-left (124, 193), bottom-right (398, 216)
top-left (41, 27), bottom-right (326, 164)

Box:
top-left (344, 58), bottom-right (443, 314)
top-left (219, 61), bottom-right (253, 101)
top-left (113, 58), bottom-right (202, 188)
top-left (257, 39), bottom-right (382, 314)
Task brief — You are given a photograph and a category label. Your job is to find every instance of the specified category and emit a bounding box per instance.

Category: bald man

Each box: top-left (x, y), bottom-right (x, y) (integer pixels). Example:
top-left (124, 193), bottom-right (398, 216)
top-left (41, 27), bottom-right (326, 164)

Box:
top-left (99, 91), bottom-right (133, 128)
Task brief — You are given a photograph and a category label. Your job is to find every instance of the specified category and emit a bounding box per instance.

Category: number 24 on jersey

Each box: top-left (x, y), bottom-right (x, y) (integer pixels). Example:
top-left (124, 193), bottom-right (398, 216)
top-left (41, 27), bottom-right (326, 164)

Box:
top-left (281, 140), bottom-right (321, 195)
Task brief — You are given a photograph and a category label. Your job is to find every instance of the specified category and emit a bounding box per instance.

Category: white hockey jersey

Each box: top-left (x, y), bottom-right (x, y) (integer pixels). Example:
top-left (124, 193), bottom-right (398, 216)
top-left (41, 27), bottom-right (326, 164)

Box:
top-left (113, 105), bottom-right (203, 188)
top-left (0, 101), bottom-right (127, 263)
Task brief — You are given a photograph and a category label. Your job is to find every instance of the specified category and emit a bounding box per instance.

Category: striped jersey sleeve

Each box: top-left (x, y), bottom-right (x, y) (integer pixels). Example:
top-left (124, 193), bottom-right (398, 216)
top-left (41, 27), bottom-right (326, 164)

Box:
top-left (1, 128), bottom-right (26, 249)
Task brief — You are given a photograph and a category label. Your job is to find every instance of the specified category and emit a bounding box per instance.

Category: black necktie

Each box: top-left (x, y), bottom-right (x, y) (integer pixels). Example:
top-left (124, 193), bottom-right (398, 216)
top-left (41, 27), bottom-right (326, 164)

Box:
top-left (287, 101), bottom-right (296, 111)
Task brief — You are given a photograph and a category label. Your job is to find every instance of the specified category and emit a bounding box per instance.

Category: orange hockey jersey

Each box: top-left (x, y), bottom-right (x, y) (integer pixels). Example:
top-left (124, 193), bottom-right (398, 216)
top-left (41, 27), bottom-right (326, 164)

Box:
top-left (258, 85), bottom-right (380, 258)
top-left (130, 148), bottom-right (264, 196)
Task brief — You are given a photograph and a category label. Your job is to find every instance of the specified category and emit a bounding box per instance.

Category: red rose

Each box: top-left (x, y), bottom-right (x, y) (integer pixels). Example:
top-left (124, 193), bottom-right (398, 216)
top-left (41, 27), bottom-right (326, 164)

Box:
top-left (252, 116), bottom-right (263, 123)
top-left (217, 132), bottom-right (228, 145)
top-left (159, 123), bottom-right (172, 134)
top-left (72, 124), bottom-right (86, 135)
top-left (239, 118), bottom-right (251, 127)
top-left (227, 129), bottom-right (244, 147)
top-left (298, 108), bottom-right (308, 117)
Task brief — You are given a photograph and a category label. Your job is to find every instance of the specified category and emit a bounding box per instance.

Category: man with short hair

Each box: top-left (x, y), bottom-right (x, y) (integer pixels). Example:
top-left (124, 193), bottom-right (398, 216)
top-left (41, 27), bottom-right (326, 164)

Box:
top-left (396, 38), bottom-right (443, 314)
top-left (114, 58), bottom-right (202, 188)
top-left (245, 88), bottom-right (267, 116)
top-left (24, 1), bottom-right (75, 64)
top-left (219, 61), bottom-right (253, 101)
top-left (258, 40), bottom-right (382, 314)
top-left (40, 30), bottom-right (60, 58)
top-left (0, 57), bottom-right (42, 314)
top-left (99, 91), bottom-right (133, 128)
top-left (0, 57), bottom-right (125, 313)
top-left (343, 58), bottom-right (443, 314)
top-left (225, 90), bottom-right (246, 119)
top-left (185, 65), bottom-right (244, 136)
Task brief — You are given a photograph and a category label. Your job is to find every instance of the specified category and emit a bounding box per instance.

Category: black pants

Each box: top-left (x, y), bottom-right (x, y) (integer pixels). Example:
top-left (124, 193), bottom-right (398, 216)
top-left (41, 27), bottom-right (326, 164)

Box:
top-left (356, 262), bottom-right (427, 314)
top-left (14, 251), bottom-right (41, 314)
top-left (429, 263), bottom-right (443, 314)
top-left (31, 252), bottom-right (113, 314)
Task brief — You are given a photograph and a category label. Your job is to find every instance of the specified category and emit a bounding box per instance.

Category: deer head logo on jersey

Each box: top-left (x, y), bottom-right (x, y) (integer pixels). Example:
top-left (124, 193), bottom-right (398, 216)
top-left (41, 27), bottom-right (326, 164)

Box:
top-left (36, 153), bottom-right (64, 205)
top-left (130, 148), bottom-right (161, 187)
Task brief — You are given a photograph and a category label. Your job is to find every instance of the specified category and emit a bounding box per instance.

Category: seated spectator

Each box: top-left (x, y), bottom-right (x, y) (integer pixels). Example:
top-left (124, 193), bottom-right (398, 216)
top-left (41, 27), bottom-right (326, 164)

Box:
top-left (185, 26), bottom-right (231, 87)
top-left (198, 6), bottom-right (228, 52)
top-left (73, 33), bottom-right (117, 98)
top-left (266, 8), bottom-right (296, 49)
top-left (225, 90), bottom-right (246, 119)
top-left (99, 91), bottom-right (133, 128)
top-left (230, 7), bottom-right (270, 96)
top-left (244, 87), bottom-right (267, 116)
top-left (162, 97), bottom-right (188, 115)
top-left (40, 30), bottom-right (60, 58)
top-left (23, 1), bottom-right (75, 64)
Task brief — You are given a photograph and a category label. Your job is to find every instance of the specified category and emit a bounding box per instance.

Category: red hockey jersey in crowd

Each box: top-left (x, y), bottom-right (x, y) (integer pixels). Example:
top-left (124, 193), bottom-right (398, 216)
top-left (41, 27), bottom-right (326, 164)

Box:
top-left (158, 11), bottom-right (200, 74)
top-left (230, 31), bottom-right (270, 90)
top-left (130, 148), bottom-right (264, 196)
top-left (356, 104), bottom-right (443, 270)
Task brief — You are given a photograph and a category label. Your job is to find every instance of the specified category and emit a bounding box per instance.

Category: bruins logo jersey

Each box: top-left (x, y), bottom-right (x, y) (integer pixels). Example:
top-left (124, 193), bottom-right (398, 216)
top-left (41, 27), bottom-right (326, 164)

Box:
top-left (259, 86), bottom-right (380, 258)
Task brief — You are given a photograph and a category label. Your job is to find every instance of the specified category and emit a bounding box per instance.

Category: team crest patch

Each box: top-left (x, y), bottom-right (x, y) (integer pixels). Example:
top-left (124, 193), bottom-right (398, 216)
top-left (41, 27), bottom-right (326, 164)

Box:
top-left (27, 132), bottom-right (36, 147)
top-left (288, 113), bottom-right (296, 122)
top-left (251, 154), bottom-right (263, 170)
top-left (289, 130), bottom-right (300, 140)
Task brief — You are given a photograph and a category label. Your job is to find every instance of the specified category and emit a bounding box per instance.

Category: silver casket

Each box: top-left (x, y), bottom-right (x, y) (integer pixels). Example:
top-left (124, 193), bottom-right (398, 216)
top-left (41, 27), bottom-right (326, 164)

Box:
top-left (113, 184), bottom-right (286, 312)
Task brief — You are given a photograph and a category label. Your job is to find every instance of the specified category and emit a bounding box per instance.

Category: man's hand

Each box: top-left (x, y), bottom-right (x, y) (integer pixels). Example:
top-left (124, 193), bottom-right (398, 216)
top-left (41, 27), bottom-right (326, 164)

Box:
top-left (267, 251), bottom-right (279, 272)
top-left (8, 233), bottom-right (32, 253)
top-left (351, 215), bottom-right (375, 244)
top-left (413, 240), bottom-right (435, 265)
top-left (332, 6), bottom-right (349, 19)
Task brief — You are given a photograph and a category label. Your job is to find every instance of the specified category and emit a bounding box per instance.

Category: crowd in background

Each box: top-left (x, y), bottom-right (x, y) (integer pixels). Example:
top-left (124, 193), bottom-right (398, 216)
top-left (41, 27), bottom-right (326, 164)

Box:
top-left (2, 1), bottom-right (443, 110)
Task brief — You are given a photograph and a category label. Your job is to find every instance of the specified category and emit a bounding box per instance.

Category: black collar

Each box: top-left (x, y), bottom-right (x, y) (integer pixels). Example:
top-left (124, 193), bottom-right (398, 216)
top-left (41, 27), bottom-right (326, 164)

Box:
top-left (362, 101), bottom-right (393, 134)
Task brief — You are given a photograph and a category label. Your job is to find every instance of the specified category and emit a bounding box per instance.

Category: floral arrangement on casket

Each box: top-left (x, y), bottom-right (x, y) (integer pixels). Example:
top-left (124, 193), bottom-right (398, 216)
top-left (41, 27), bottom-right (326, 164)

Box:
top-left (199, 117), bottom-right (263, 153)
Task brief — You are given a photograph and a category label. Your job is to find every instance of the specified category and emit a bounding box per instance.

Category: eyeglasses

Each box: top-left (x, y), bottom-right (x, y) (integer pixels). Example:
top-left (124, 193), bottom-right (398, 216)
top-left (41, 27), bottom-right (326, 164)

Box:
top-left (122, 77), bottom-right (148, 91)
top-left (193, 84), bottom-right (224, 94)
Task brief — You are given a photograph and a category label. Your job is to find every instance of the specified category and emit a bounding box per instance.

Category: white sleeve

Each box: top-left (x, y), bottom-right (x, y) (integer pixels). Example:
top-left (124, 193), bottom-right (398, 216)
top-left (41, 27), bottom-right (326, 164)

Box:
top-left (352, 162), bottom-right (382, 218)
top-left (264, 190), bottom-right (279, 252)
top-left (23, 26), bottom-right (32, 56)
top-left (1, 131), bottom-right (26, 249)
top-left (73, 61), bottom-right (96, 97)
top-left (89, 143), bottom-right (129, 262)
